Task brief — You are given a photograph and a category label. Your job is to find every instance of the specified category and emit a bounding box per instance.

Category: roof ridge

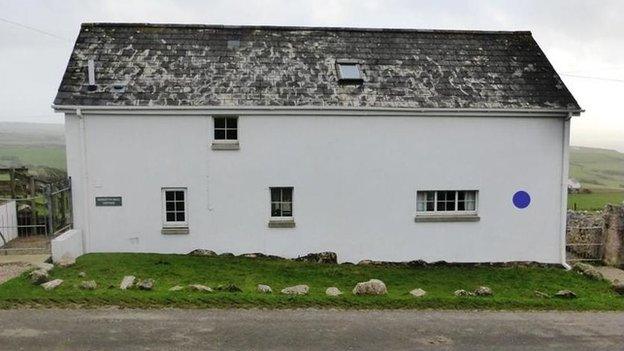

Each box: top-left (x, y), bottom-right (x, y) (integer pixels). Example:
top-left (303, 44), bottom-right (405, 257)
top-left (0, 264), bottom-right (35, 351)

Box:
top-left (81, 22), bottom-right (532, 35)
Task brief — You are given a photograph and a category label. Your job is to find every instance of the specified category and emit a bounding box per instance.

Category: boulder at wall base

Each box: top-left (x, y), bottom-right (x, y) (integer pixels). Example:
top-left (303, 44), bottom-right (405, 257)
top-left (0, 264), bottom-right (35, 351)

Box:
top-left (188, 249), bottom-right (217, 256)
top-left (29, 269), bottom-right (50, 285)
top-left (281, 285), bottom-right (309, 295)
top-left (36, 262), bottom-right (54, 272)
top-left (295, 252), bottom-right (338, 264)
top-left (352, 279), bottom-right (387, 295)
top-left (57, 254), bottom-right (76, 268)
top-left (612, 283), bottom-right (624, 295)
top-left (572, 262), bottom-right (603, 280)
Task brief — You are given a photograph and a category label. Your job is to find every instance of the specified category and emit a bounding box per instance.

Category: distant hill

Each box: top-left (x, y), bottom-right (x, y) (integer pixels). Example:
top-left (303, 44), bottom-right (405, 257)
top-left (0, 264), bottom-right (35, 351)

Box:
top-left (0, 122), bottom-right (64, 148)
top-left (569, 146), bottom-right (624, 190)
top-left (0, 122), bottom-right (65, 170)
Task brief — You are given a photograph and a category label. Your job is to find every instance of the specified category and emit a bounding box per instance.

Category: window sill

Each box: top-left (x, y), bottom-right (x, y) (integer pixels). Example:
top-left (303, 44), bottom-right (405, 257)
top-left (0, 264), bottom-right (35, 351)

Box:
top-left (161, 226), bottom-right (190, 235)
top-left (414, 214), bottom-right (480, 223)
top-left (268, 219), bottom-right (296, 228)
top-left (211, 141), bottom-right (240, 150)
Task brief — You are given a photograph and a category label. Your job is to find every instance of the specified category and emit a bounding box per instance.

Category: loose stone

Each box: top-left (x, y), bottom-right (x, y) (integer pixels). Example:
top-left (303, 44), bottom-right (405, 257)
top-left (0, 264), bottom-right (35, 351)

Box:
top-left (325, 287), bottom-right (343, 296)
top-left (41, 279), bottom-right (63, 290)
top-left (80, 280), bottom-right (97, 290)
top-left (257, 284), bottom-right (272, 293)
top-left (281, 284), bottom-right (309, 295)
top-left (137, 278), bottom-right (155, 290)
top-left (409, 288), bottom-right (427, 297)
top-left (188, 284), bottom-right (213, 292)
top-left (120, 275), bottom-right (135, 290)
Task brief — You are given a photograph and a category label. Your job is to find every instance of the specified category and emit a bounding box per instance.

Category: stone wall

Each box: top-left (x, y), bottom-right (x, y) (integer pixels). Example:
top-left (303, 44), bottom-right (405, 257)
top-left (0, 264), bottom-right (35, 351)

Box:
top-left (602, 205), bottom-right (624, 267)
top-left (566, 211), bottom-right (604, 260)
top-left (567, 205), bottom-right (624, 267)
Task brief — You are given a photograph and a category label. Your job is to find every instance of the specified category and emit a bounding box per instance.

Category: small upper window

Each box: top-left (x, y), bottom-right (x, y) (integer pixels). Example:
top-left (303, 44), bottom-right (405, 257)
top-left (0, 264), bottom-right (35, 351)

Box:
top-left (336, 62), bottom-right (363, 82)
top-left (214, 116), bottom-right (238, 141)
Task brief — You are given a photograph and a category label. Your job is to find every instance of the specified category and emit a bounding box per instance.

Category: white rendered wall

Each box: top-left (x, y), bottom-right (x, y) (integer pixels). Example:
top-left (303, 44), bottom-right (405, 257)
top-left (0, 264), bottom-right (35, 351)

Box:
top-left (65, 113), bottom-right (567, 263)
top-left (51, 229), bottom-right (84, 262)
top-left (0, 200), bottom-right (18, 244)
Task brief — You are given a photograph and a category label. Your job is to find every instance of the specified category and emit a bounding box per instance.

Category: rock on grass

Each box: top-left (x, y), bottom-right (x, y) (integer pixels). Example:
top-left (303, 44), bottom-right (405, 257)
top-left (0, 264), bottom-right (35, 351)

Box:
top-left (29, 269), bottom-right (49, 285)
top-left (474, 286), bottom-right (493, 296)
top-left (352, 279), bottom-right (387, 295)
top-left (188, 284), bottom-right (212, 292)
top-left (555, 290), bottom-right (577, 299)
top-left (137, 279), bottom-right (155, 290)
top-left (281, 285), bottom-right (309, 295)
top-left (80, 280), bottom-right (97, 290)
top-left (409, 288), bottom-right (426, 297)
top-left (41, 279), bottom-right (63, 291)
top-left (119, 276), bottom-right (135, 290)
top-left (325, 287), bottom-right (343, 296)
top-left (257, 284), bottom-right (272, 293)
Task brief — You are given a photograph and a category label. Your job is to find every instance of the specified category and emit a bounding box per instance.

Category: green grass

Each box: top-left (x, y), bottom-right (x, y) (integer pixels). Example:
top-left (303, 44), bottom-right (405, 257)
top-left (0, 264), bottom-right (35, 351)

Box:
top-left (0, 146), bottom-right (66, 170)
top-left (568, 190), bottom-right (624, 211)
top-left (0, 253), bottom-right (621, 310)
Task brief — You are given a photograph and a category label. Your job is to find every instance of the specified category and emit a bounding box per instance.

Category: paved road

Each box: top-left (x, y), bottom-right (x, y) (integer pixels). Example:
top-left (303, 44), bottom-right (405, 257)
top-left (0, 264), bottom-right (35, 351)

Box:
top-left (0, 309), bottom-right (622, 350)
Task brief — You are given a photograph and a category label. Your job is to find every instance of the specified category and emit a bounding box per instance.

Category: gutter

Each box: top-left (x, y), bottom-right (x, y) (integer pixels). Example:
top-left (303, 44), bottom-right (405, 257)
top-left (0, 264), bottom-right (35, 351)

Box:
top-left (52, 104), bottom-right (583, 117)
top-left (559, 113), bottom-right (573, 270)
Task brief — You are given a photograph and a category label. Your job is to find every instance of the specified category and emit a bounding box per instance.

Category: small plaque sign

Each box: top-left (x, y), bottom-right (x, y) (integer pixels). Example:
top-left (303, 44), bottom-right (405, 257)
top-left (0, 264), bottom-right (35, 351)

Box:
top-left (95, 196), bottom-right (122, 207)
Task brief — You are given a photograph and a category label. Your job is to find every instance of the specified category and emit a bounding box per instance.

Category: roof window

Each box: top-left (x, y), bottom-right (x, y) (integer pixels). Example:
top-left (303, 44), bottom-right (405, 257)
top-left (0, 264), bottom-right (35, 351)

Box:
top-left (336, 60), bottom-right (363, 83)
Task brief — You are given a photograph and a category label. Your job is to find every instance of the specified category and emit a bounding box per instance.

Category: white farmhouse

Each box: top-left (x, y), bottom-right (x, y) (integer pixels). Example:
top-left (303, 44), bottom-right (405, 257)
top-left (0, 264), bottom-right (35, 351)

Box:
top-left (53, 24), bottom-right (582, 264)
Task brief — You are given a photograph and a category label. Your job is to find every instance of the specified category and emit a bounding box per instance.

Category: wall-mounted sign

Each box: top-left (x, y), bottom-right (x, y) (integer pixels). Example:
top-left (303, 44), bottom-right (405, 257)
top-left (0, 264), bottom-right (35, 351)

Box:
top-left (95, 196), bottom-right (122, 206)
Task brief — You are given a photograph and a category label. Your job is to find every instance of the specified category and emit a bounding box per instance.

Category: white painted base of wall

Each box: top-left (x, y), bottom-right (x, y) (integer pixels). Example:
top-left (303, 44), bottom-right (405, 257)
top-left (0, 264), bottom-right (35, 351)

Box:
top-left (51, 229), bottom-right (84, 262)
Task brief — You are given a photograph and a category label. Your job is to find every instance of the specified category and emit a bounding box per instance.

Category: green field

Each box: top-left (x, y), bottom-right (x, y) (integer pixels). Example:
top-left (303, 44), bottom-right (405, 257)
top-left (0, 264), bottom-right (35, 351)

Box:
top-left (0, 147), bottom-right (66, 170)
top-left (0, 253), bottom-right (621, 310)
top-left (568, 191), bottom-right (624, 211)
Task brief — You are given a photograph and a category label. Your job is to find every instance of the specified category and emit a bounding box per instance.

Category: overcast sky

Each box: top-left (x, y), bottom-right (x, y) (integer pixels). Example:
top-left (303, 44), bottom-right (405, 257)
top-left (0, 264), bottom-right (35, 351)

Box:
top-left (1, 0), bottom-right (623, 151)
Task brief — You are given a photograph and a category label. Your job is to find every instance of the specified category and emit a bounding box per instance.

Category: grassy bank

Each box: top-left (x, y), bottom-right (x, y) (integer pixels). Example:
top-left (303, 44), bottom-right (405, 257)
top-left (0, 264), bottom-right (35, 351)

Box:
top-left (0, 253), bottom-right (621, 310)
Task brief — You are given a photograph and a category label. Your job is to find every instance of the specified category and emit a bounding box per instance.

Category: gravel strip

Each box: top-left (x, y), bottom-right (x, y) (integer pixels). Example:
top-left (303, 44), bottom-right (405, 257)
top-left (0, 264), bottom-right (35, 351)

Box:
top-left (0, 263), bottom-right (32, 285)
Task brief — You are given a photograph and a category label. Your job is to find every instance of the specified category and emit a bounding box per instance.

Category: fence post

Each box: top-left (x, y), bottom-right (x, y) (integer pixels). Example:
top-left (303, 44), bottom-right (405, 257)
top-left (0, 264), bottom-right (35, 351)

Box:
top-left (45, 185), bottom-right (53, 236)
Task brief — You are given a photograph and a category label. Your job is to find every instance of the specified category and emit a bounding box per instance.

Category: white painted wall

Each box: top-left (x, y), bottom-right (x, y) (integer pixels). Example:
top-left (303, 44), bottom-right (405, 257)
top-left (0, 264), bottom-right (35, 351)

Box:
top-left (51, 229), bottom-right (84, 262)
top-left (64, 112), bottom-right (568, 263)
top-left (0, 200), bottom-right (18, 244)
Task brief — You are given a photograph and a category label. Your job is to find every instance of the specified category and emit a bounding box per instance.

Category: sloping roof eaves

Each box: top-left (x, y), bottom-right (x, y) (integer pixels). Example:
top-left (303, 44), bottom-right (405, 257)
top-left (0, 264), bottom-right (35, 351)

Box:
top-left (53, 23), bottom-right (581, 112)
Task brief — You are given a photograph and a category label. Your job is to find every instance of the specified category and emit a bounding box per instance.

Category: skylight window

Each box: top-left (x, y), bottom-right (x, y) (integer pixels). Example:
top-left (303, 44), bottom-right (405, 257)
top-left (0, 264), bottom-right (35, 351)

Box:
top-left (336, 61), bottom-right (363, 82)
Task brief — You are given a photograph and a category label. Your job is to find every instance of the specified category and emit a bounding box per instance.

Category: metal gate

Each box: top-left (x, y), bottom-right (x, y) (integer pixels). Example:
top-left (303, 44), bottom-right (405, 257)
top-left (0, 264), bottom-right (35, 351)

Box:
top-left (566, 225), bottom-right (604, 263)
top-left (0, 179), bottom-right (72, 255)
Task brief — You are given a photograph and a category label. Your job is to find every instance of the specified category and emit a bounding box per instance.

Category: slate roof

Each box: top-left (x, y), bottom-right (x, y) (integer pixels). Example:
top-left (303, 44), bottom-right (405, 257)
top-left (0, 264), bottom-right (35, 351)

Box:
top-left (53, 23), bottom-right (580, 111)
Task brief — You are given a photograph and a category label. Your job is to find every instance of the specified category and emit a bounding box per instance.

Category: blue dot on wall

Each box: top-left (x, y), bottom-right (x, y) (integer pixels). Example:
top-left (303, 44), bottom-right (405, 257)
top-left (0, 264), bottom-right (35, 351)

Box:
top-left (513, 191), bottom-right (531, 209)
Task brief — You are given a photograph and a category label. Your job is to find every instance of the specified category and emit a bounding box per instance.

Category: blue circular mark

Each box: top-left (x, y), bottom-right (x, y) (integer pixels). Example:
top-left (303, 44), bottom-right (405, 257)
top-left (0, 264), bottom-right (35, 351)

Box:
top-left (513, 191), bottom-right (531, 209)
